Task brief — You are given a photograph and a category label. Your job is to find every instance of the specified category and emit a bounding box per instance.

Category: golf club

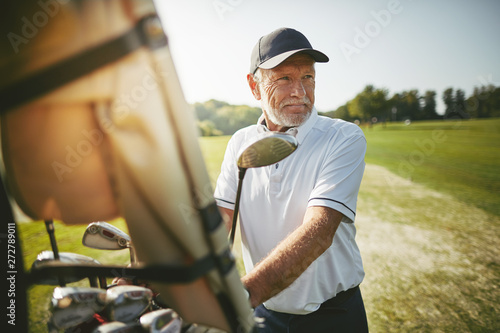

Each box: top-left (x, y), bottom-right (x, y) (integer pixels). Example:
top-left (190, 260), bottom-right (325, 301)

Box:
top-left (183, 324), bottom-right (227, 333)
top-left (32, 251), bottom-right (106, 288)
top-left (44, 219), bottom-right (67, 286)
top-left (83, 221), bottom-right (137, 264)
top-left (229, 132), bottom-right (298, 247)
top-left (49, 286), bottom-right (106, 330)
top-left (140, 308), bottom-right (182, 333)
top-left (92, 321), bottom-right (142, 333)
top-left (105, 285), bottom-right (153, 323)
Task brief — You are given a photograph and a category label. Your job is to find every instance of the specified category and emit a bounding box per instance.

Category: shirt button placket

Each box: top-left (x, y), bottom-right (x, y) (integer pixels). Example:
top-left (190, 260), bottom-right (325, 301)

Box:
top-left (270, 162), bottom-right (283, 193)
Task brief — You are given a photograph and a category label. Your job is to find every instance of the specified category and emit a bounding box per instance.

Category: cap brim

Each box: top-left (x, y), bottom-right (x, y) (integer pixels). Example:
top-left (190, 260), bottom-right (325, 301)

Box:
top-left (259, 48), bottom-right (329, 70)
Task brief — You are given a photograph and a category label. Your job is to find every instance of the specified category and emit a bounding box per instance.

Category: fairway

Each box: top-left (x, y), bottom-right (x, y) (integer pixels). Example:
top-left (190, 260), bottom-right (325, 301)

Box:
top-left (17, 118), bottom-right (499, 332)
top-left (198, 135), bottom-right (231, 187)
top-left (197, 118), bottom-right (500, 332)
top-left (363, 118), bottom-right (500, 217)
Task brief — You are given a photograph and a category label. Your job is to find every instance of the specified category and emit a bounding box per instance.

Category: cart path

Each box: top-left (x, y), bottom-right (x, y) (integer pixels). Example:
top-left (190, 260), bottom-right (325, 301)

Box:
top-left (355, 164), bottom-right (500, 332)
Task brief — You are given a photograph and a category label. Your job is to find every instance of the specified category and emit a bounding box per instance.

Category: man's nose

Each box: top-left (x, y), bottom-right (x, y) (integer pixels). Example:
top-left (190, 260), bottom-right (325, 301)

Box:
top-left (290, 80), bottom-right (306, 97)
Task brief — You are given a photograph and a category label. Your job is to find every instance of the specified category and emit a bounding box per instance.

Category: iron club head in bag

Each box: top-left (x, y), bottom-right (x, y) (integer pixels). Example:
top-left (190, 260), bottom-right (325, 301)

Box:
top-left (140, 308), bottom-right (182, 333)
top-left (83, 221), bottom-right (137, 264)
top-left (105, 285), bottom-right (153, 323)
top-left (229, 132), bottom-right (298, 247)
top-left (183, 323), bottom-right (228, 333)
top-left (92, 321), bottom-right (143, 333)
top-left (49, 286), bottom-right (106, 330)
top-left (32, 251), bottom-right (105, 287)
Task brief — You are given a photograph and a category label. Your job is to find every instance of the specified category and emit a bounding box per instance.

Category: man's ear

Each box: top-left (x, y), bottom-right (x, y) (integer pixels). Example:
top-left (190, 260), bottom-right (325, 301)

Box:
top-left (247, 73), bottom-right (261, 100)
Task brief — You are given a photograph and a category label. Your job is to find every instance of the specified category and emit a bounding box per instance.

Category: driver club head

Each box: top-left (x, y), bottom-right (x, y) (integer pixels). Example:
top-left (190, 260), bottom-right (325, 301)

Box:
top-left (105, 285), bottom-right (153, 323)
top-left (229, 132), bottom-right (298, 248)
top-left (49, 286), bottom-right (106, 330)
top-left (31, 251), bottom-right (102, 285)
top-left (237, 132), bottom-right (298, 169)
top-left (140, 308), bottom-right (182, 333)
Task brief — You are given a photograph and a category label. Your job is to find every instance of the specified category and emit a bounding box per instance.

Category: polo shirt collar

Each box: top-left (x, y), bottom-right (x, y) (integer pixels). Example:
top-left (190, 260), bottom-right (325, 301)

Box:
top-left (256, 107), bottom-right (318, 144)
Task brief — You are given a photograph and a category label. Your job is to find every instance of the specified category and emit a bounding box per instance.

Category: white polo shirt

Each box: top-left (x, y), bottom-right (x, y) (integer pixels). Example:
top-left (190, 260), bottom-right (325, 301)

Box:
top-left (214, 108), bottom-right (366, 314)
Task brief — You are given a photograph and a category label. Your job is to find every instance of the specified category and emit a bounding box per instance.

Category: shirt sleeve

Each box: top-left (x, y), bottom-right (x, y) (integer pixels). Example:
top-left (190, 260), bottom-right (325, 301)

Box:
top-left (308, 125), bottom-right (366, 223)
top-left (214, 134), bottom-right (239, 210)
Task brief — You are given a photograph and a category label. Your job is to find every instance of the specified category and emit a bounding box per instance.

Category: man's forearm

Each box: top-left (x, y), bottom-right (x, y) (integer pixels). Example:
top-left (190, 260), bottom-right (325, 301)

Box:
top-left (241, 206), bottom-right (342, 307)
top-left (218, 206), bottom-right (234, 233)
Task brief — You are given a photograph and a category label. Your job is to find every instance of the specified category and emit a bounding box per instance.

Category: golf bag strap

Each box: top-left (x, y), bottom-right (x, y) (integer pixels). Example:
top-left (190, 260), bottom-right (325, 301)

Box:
top-left (0, 14), bottom-right (167, 113)
top-left (26, 250), bottom-right (234, 286)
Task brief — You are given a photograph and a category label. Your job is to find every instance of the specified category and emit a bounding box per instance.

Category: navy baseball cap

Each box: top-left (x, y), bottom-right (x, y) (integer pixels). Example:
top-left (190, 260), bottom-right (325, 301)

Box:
top-left (250, 28), bottom-right (329, 74)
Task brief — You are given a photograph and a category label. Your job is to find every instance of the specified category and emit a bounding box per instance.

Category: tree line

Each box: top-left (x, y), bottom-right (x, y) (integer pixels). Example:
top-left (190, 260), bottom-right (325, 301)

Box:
top-left (194, 99), bottom-right (262, 136)
top-left (194, 84), bottom-right (500, 136)
top-left (324, 84), bottom-right (500, 123)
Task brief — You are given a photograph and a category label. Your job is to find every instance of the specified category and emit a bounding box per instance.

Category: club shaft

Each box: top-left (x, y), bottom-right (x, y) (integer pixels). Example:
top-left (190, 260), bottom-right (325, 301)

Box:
top-left (45, 220), bottom-right (60, 258)
top-left (230, 168), bottom-right (247, 248)
top-left (130, 247), bottom-right (137, 264)
top-left (45, 220), bottom-right (66, 286)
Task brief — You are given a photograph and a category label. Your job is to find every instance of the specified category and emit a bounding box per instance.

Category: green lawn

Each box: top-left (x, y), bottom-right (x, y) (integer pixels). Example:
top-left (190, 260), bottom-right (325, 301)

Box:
top-left (200, 118), bottom-right (500, 218)
top-left (363, 118), bottom-right (500, 217)
top-left (19, 219), bottom-right (131, 333)
top-left (198, 135), bottom-right (230, 188)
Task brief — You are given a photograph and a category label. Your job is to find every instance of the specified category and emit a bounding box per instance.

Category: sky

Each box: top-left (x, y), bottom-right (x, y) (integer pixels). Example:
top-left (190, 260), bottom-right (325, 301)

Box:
top-left (153, 0), bottom-right (500, 115)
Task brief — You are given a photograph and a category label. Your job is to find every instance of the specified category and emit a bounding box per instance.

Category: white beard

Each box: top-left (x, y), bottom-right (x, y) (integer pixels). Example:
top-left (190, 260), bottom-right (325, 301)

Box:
top-left (266, 107), bottom-right (311, 128)
top-left (263, 97), bottom-right (312, 128)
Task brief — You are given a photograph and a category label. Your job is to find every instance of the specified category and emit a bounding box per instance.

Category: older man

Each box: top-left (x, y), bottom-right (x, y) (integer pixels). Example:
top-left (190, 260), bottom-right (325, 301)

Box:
top-left (215, 28), bottom-right (368, 332)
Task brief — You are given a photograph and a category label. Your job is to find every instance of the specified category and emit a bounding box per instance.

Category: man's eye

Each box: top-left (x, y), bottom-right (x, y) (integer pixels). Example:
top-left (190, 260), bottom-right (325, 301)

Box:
top-left (304, 75), bottom-right (314, 79)
top-left (279, 76), bottom-right (290, 81)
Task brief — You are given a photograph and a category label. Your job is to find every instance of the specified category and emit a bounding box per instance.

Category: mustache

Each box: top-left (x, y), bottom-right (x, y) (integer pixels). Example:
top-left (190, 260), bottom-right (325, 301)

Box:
top-left (280, 97), bottom-right (311, 108)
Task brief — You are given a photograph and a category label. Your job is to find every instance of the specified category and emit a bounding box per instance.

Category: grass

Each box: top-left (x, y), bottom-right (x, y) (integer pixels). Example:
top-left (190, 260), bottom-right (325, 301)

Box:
top-left (18, 219), bottom-right (131, 333)
top-left (362, 118), bottom-right (500, 217)
top-left (355, 118), bottom-right (500, 332)
top-left (198, 135), bottom-right (230, 187)
top-left (356, 164), bottom-right (499, 332)
top-left (17, 118), bottom-right (499, 332)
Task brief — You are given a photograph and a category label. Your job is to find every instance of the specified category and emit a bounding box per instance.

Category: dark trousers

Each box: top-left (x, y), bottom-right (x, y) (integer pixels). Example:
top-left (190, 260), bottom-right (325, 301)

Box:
top-left (254, 287), bottom-right (368, 333)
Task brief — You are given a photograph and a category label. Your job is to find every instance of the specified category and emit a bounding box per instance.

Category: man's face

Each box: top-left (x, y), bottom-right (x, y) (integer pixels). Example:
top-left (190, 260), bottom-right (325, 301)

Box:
top-left (251, 54), bottom-right (316, 131)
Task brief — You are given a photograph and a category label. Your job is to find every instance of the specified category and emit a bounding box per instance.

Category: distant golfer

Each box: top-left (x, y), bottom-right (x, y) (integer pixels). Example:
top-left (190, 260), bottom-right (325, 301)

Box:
top-left (215, 27), bottom-right (368, 332)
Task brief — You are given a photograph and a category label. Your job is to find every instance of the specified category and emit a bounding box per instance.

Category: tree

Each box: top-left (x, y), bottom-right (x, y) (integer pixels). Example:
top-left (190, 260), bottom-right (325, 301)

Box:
top-left (422, 90), bottom-right (439, 119)
top-left (402, 90), bottom-right (421, 120)
top-left (443, 88), bottom-right (469, 119)
top-left (469, 85), bottom-right (500, 118)
top-left (454, 89), bottom-right (469, 118)
top-left (388, 90), bottom-right (420, 121)
top-left (333, 104), bottom-right (351, 121)
top-left (213, 104), bottom-right (261, 135)
top-left (348, 85), bottom-right (388, 123)
top-left (198, 120), bottom-right (222, 136)
top-left (443, 88), bottom-right (455, 119)
top-left (388, 93), bottom-right (403, 121)
top-left (489, 86), bottom-right (500, 117)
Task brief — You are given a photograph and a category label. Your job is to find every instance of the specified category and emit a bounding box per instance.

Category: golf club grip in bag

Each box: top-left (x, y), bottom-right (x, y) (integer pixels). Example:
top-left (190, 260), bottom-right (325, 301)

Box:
top-left (0, 1), bottom-right (254, 332)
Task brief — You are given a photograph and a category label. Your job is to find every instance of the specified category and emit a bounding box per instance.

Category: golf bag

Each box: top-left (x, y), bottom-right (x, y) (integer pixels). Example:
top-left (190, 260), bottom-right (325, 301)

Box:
top-left (0, 1), bottom-right (254, 332)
